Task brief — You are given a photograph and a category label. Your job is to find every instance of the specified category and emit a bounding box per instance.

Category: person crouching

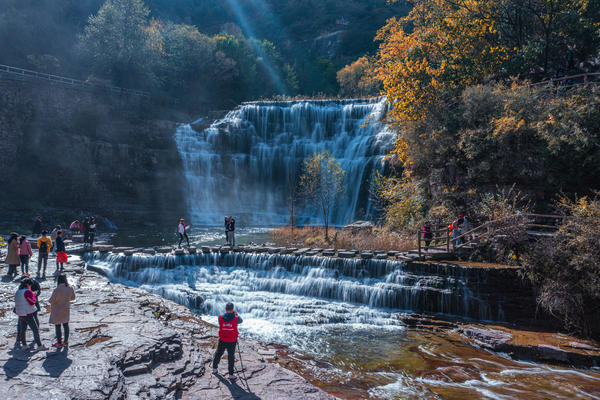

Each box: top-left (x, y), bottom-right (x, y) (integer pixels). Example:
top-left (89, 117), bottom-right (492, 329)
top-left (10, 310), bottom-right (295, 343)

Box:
top-left (212, 302), bottom-right (243, 380)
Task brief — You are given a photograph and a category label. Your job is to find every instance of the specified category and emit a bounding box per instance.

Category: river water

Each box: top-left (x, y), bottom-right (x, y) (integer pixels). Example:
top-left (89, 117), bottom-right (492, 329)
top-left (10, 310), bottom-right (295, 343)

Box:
top-left (95, 97), bottom-right (600, 398)
top-left (84, 244), bottom-right (600, 399)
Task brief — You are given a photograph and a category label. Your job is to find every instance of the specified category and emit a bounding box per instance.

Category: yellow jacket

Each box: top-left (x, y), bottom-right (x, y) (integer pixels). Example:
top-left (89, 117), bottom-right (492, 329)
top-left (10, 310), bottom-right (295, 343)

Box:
top-left (37, 236), bottom-right (53, 253)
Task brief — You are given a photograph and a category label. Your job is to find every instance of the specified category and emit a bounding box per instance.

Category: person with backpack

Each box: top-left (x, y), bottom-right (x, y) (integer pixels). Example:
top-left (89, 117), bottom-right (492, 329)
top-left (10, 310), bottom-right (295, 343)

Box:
top-left (178, 218), bottom-right (190, 248)
top-left (5, 233), bottom-right (20, 278)
top-left (212, 302), bottom-right (243, 380)
top-left (55, 231), bottom-right (67, 271)
top-left (37, 230), bottom-right (52, 278)
top-left (49, 274), bottom-right (76, 348)
top-left (19, 235), bottom-right (33, 275)
top-left (14, 278), bottom-right (45, 351)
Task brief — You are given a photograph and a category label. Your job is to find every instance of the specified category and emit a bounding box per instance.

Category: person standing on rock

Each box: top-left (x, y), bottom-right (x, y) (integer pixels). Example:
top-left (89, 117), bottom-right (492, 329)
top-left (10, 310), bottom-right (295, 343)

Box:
top-left (178, 218), bottom-right (191, 248)
top-left (37, 230), bottom-right (53, 278)
top-left (19, 235), bottom-right (33, 275)
top-left (88, 217), bottom-right (97, 245)
top-left (55, 231), bottom-right (67, 271)
top-left (212, 302), bottom-right (243, 380)
top-left (224, 216), bottom-right (230, 245)
top-left (49, 274), bottom-right (76, 348)
top-left (82, 217), bottom-right (89, 244)
top-left (5, 233), bottom-right (20, 278)
top-left (227, 216), bottom-right (236, 247)
top-left (50, 225), bottom-right (61, 254)
top-left (14, 278), bottom-right (45, 351)
top-left (32, 216), bottom-right (42, 235)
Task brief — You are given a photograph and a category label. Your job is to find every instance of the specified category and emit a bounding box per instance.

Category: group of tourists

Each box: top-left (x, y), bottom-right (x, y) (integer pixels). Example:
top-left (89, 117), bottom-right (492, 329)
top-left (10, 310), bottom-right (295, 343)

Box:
top-left (421, 214), bottom-right (471, 248)
top-left (4, 230), bottom-right (67, 279)
top-left (14, 274), bottom-right (76, 351)
top-left (177, 216), bottom-right (237, 248)
top-left (69, 217), bottom-right (97, 245)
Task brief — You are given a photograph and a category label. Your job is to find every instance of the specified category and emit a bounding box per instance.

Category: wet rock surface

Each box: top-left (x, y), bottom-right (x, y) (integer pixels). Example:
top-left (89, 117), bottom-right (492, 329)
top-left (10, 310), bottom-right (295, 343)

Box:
top-left (460, 325), bottom-right (600, 368)
top-left (0, 258), bottom-right (334, 399)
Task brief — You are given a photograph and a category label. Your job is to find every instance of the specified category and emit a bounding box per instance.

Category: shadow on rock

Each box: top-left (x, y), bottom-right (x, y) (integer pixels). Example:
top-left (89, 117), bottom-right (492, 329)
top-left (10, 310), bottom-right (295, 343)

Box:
top-left (42, 347), bottom-right (72, 377)
top-left (3, 348), bottom-right (32, 380)
top-left (215, 374), bottom-right (260, 400)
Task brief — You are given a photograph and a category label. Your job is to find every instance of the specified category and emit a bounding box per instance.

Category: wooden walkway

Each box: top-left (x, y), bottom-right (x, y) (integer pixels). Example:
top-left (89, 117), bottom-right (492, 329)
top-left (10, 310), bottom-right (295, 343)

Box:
top-left (416, 213), bottom-right (565, 259)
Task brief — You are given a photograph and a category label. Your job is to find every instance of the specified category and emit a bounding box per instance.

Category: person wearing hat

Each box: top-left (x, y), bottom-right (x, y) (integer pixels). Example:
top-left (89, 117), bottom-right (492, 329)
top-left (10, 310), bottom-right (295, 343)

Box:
top-left (37, 230), bottom-right (53, 278)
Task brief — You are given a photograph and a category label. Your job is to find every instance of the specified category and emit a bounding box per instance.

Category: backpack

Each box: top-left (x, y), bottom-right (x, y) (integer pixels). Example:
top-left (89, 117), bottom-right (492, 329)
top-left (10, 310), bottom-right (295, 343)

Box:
top-left (39, 239), bottom-right (48, 253)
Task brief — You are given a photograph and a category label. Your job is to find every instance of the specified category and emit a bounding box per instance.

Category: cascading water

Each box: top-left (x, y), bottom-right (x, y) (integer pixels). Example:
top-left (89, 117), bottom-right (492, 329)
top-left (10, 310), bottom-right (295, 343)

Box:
top-left (83, 253), bottom-right (600, 398)
top-left (84, 252), bottom-right (509, 323)
top-left (174, 98), bottom-right (395, 226)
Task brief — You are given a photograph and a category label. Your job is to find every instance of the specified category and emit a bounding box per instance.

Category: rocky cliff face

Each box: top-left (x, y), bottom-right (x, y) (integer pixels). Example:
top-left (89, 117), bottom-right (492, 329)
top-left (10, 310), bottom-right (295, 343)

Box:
top-left (0, 80), bottom-right (186, 223)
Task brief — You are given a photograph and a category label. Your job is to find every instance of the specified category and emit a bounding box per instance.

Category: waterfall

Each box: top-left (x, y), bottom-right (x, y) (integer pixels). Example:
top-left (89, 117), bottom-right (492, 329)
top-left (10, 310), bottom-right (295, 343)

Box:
top-left (84, 252), bottom-right (501, 322)
top-left (174, 98), bottom-right (395, 226)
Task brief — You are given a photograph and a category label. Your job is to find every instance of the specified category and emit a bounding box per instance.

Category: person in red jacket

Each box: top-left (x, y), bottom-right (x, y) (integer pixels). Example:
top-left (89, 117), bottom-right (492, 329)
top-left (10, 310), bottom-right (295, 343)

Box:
top-left (212, 302), bottom-right (243, 379)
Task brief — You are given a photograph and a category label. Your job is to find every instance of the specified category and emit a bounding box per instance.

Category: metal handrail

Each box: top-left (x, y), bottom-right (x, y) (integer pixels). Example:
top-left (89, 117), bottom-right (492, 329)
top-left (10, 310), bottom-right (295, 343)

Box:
top-left (0, 64), bottom-right (149, 97)
top-left (416, 213), bottom-right (567, 257)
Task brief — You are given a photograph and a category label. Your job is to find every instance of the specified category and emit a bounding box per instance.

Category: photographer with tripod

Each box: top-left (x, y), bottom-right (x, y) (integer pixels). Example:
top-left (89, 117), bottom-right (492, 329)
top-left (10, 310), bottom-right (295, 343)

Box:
top-left (212, 302), bottom-right (243, 380)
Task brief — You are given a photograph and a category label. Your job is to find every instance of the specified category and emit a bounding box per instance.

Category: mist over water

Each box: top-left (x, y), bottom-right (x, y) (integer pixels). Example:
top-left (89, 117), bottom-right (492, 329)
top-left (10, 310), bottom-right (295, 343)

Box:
top-left (174, 98), bottom-right (395, 226)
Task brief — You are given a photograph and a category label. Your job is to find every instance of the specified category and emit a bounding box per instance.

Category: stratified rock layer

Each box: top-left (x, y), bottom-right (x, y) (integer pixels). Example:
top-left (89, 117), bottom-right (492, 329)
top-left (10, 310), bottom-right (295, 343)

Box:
top-left (0, 260), bottom-right (334, 400)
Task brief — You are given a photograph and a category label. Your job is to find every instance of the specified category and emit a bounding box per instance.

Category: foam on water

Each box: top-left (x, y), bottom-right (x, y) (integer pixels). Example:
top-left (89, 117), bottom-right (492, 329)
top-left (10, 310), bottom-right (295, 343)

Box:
top-left (84, 251), bottom-right (600, 399)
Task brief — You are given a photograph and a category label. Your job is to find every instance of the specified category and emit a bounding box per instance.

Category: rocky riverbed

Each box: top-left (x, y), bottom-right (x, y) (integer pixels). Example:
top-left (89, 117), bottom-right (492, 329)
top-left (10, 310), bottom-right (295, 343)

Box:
top-left (0, 256), bottom-right (334, 399)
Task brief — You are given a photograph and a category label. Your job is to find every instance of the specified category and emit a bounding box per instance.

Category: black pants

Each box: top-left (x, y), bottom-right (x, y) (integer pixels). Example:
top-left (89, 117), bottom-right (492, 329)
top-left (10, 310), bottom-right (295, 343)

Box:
top-left (37, 252), bottom-right (48, 275)
top-left (88, 232), bottom-right (95, 245)
top-left (18, 314), bottom-right (42, 346)
top-left (8, 264), bottom-right (18, 276)
top-left (213, 339), bottom-right (237, 375)
top-left (20, 255), bottom-right (30, 274)
top-left (54, 323), bottom-right (70, 343)
top-left (178, 233), bottom-right (189, 248)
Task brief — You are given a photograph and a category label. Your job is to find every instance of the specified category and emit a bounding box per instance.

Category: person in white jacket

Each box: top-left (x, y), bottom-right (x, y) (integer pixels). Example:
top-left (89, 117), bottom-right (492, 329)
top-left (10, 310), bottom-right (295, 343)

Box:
top-left (178, 218), bottom-right (190, 248)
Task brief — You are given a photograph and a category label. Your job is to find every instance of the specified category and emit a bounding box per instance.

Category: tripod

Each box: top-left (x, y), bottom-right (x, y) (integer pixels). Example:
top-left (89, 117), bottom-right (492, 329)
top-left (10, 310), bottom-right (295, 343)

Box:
top-left (236, 341), bottom-right (251, 392)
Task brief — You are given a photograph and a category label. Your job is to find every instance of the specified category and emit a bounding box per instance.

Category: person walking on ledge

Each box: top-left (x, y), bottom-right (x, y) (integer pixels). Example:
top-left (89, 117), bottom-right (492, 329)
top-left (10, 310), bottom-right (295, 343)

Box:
top-left (178, 218), bottom-right (191, 248)
top-left (212, 302), bottom-right (243, 380)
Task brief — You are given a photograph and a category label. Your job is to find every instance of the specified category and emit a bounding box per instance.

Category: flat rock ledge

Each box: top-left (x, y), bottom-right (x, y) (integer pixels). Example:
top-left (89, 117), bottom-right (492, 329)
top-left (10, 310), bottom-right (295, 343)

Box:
top-left (0, 261), bottom-right (335, 400)
top-left (461, 326), bottom-right (600, 368)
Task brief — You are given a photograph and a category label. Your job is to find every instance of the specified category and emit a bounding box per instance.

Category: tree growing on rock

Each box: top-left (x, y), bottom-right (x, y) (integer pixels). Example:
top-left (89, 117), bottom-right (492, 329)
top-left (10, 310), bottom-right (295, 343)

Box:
top-left (299, 151), bottom-right (346, 240)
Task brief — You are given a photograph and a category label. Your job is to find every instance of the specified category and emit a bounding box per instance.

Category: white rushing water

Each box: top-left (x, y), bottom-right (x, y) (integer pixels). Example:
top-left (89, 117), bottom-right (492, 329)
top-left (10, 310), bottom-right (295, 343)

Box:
top-left (174, 98), bottom-right (395, 226)
top-left (84, 253), bottom-right (600, 399)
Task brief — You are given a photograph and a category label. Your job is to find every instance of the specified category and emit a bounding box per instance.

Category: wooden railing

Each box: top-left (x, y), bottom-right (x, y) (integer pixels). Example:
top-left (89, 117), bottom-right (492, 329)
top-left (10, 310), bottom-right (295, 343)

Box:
top-left (417, 213), bottom-right (567, 257)
top-left (0, 64), bottom-right (149, 97)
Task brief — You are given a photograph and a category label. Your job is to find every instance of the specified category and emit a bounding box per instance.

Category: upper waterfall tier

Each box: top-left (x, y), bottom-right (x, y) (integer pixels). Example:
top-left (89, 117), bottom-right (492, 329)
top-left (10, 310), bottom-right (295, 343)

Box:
top-left (174, 98), bottom-right (395, 226)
